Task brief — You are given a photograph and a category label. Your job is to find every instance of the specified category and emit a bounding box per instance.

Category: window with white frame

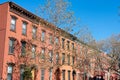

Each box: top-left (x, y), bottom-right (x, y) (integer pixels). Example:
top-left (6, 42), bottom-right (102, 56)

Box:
top-left (20, 66), bottom-right (24, 80)
top-left (49, 50), bottom-right (53, 63)
top-left (21, 41), bottom-right (26, 55)
top-left (7, 65), bottom-right (13, 80)
top-left (9, 38), bottom-right (15, 54)
top-left (32, 45), bottom-right (36, 58)
top-left (41, 48), bottom-right (45, 59)
top-left (55, 37), bottom-right (59, 45)
top-left (41, 31), bottom-right (45, 42)
top-left (22, 22), bottom-right (27, 35)
top-left (10, 17), bottom-right (16, 31)
top-left (49, 68), bottom-right (52, 80)
top-left (56, 52), bottom-right (59, 64)
top-left (32, 26), bottom-right (37, 39)
top-left (41, 69), bottom-right (45, 80)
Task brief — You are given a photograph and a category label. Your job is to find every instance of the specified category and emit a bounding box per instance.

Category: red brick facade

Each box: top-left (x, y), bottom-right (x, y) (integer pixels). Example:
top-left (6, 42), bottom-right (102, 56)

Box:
top-left (0, 2), bottom-right (117, 80)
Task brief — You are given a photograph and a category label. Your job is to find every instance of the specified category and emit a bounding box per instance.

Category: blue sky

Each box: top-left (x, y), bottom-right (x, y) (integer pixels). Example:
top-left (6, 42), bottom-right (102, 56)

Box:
top-left (0, 0), bottom-right (120, 41)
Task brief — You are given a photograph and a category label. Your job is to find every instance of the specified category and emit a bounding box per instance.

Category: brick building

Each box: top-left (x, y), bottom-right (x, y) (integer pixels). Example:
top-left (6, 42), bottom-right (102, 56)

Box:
top-left (0, 2), bottom-right (79, 80)
top-left (0, 1), bottom-right (112, 80)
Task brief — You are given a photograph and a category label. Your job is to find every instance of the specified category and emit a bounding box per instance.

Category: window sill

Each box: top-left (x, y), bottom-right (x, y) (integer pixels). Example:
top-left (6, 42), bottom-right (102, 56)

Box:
top-left (41, 41), bottom-right (46, 43)
top-left (22, 34), bottom-right (27, 37)
top-left (32, 37), bottom-right (37, 40)
top-left (20, 55), bottom-right (26, 57)
top-left (8, 53), bottom-right (15, 56)
top-left (10, 29), bottom-right (16, 33)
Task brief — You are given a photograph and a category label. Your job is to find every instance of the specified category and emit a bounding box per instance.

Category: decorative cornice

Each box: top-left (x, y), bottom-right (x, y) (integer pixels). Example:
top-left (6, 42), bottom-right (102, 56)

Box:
top-left (9, 2), bottom-right (40, 24)
top-left (8, 2), bottom-right (78, 41)
top-left (60, 29), bottom-right (77, 41)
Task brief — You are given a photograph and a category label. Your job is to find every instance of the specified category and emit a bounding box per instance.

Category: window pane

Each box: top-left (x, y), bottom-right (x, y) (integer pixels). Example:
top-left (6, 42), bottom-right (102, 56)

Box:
top-left (56, 53), bottom-right (59, 64)
top-left (7, 74), bottom-right (12, 80)
top-left (62, 70), bottom-right (65, 80)
top-left (41, 31), bottom-right (45, 41)
top-left (72, 43), bottom-right (74, 50)
top-left (8, 66), bottom-right (13, 73)
top-left (49, 68), bottom-right (52, 80)
top-left (11, 18), bottom-right (16, 24)
top-left (7, 65), bottom-right (13, 80)
top-left (32, 27), bottom-right (37, 39)
top-left (21, 42), bottom-right (26, 55)
top-left (41, 48), bottom-right (45, 54)
top-left (49, 50), bottom-right (53, 63)
top-left (41, 69), bottom-right (45, 80)
top-left (22, 22), bottom-right (27, 35)
top-left (41, 48), bottom-right (45, 59)
top-left (9, 39), bottom-right (15, 54)
top-left (55, 37), bottom-right (59, 44)
top-left (10, 17), bottom-right (16, 31)
top-left (32, 45), bottom-right (36, 58)
top-left (20, 67), bottom-right (24, 80)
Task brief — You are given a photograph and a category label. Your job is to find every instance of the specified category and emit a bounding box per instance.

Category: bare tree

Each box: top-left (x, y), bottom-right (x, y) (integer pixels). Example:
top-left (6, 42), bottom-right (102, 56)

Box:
top-left (36, 0), bottom-right (77, 33)
top-left (74, 26), bottom-right (95, 44)
top-left (36, 0), bottom-right (96, 45)
top-left (12, 39), bottom-right (37, 80)
top-left (96, 34), bottom-right (120, 79)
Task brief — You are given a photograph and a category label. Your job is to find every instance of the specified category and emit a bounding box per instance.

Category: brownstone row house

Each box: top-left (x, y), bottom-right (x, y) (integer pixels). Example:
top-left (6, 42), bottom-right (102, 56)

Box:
top-left (0, 1), bottom-right (115, 80)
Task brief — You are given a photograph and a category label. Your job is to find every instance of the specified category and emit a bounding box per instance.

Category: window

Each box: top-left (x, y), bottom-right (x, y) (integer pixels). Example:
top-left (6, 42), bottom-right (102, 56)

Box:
top-left (67, 41), bottom-right (70, 50)
top-left (22, 22), bottom-right (27, 35)
top-left (68, 71), bottom-right (71, 80)
top-left (32, 26), bottom-right (37, 39)
top-left (10, 17), bottom-right (16, 31)
top-left (49, 50), bottom-right (53, 63)
top-left (72, 56), bottom-right (75, 65)
top-left (67, 55), bottom-right (70, 65)
top-left (41, 69), bottom-right (45, 80)
top-left (55, 37), bottom-right (59, 45)
top-left (7, 65), bottom-right (13, 80)
top-left (32, 45), bottom-right (36, 58)
top-left (41, 48), bottom-right (45, 59)
top-left (72, 43), bottom-right (74, 50)
top-left (49, 34), bottom-right (53, 44)
top-left (49, 68), bottom-right (52, 80)
top-left (9, 38), bottom-right (15, 54)
top-left (20, 66), bottom-right (24, 80)
top-left (41, 31), bottom-right (45, 42)
top-left (21, 41), bottom-right (26, 55)
top-left (62, 53), bottom-right (65, 65)
top-left (62, 70), bottom-right (65, 80)
top-left (62, 38), bottom-right (65, 49)
top-left (56, 53), bottom-right (59, 64)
